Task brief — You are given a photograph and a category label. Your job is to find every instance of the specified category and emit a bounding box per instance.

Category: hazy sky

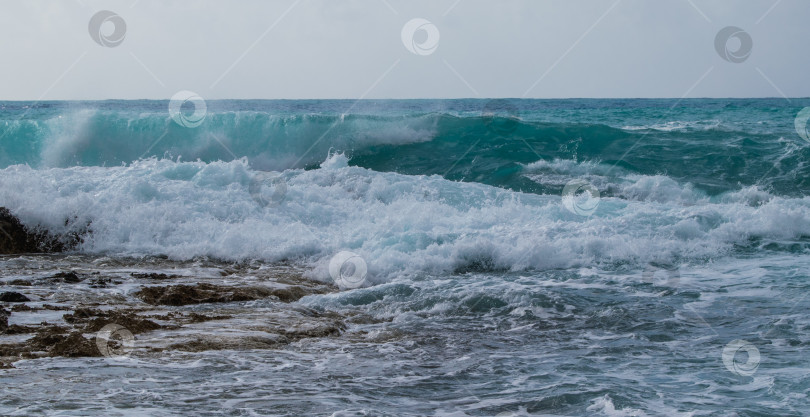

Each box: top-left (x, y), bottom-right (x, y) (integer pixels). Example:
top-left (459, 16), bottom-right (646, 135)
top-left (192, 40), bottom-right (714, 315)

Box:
top-left (1, 0), bottom-right (807, 100)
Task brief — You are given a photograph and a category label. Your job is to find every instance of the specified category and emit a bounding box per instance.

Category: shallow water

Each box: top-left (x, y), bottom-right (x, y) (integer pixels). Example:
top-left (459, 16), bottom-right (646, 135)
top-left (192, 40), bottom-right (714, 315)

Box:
top-left (1, 256), bottom-right (808, 415)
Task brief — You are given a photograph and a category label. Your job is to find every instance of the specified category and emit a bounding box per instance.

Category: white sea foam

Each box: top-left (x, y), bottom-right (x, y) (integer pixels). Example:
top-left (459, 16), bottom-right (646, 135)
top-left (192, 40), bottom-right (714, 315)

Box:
top-left (621, 119), bottom-right (722, 132)
top-left (1, 154), bottom-right (808, 285)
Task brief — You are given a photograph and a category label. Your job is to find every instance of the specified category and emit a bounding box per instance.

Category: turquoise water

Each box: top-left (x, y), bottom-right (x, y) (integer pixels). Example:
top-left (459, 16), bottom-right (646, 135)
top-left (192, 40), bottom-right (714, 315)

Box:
top-left (0, 99), bottom-right (809, 415)
top-left (2, 99), bottom-right (809, 197)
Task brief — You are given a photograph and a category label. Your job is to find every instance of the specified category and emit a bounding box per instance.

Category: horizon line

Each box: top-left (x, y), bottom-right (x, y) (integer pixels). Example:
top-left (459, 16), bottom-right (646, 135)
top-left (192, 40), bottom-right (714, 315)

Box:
top-left (0, 97), bottom-right (808, 102)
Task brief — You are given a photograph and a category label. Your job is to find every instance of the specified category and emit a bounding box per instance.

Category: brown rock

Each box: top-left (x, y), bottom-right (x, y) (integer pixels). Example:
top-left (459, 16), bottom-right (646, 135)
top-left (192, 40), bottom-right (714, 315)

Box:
top-left (186, 312), bottom-right (233, 323)
top-left (23, 327), bottom-right (100, 358)
top-left (3, 324), bottom-right (39, 334)
top-left (135, 283), bottom-right (279, 306)
top-left (167, 335), bottom-right (286, 352)
top-left (63, 308), bottom-right (161, 334)
top-left (131, 272), bottom-right (180, 280)
top-left (48, 332), bottom-right (102, 358)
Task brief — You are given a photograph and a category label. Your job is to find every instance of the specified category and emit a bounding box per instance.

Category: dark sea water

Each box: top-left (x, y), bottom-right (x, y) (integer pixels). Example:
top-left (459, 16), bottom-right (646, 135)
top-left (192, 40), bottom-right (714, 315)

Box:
top-left (0, 99), bottom-right (809, 416)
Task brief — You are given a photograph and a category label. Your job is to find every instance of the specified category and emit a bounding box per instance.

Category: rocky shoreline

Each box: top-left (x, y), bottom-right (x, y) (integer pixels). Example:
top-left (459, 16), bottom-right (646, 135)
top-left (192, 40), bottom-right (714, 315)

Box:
top-left (0, 260), bottom-right (358, 368)
top-left (0, 207), bottom-right (362, 368)
top-left (0, 207), bottom-right (86, 255)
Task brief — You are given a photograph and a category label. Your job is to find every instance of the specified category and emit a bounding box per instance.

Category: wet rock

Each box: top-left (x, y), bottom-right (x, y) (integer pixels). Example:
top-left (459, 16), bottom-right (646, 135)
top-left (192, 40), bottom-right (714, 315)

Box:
top-left (0, 207), bottom-right (80, 254)
top-left (186, 312), bottom-right (233, 323)
top-left (39, 332), bottom-right (101, 358)
top-left (87, 314), bottom-right (161, 334)
top-left (41, 304), bottom-right (71, 311)
top-left (167, 335), bottom-right (287, 352)
top-left (135, 283), bottom-right (280, 306)
top-left (25, 327), bottom-right (68, 349)
top-left (0, 207), bottom-right (41, 254)
top-left (7, 279), bottom-right (32, 286)
top-left (0, 343), bottom-right (26, 359)
top-left (3, 324), bottom-right (39, 335)
top-left (0, 292), bottom-right (30, 302)
top-left (63, 308), bottom-right (161, 334)
top-left (281, 322), bottom-right (344, 339)
top-left (62, 307), bottom-right (104, 321)
top-left (0, 307), bottom-right (7, 332)
top-left (147, 312), bottom-right (179, 321)
top-left (219, 268), bottom-right (239, 276)
top-left (0, 323), bottom-right (110, 360)
top-left (270, 286), bottom-right (313, 303)
top-left (50, 271), bottom-right (83, 283)
top-left (88, 277), bottom-right (121, 288)
top-left (0, 326), bottom-right (68, 358)
top-left (0, 257), bottom-right (348, 365)
top-left (10, 304), bottom-right (36, 312)
top-left (131, 272), bottom-right (180, 280)
top-left (165, 320), bottom-right (345, 353)
top-left (0, 326), bottom-right (100, 359)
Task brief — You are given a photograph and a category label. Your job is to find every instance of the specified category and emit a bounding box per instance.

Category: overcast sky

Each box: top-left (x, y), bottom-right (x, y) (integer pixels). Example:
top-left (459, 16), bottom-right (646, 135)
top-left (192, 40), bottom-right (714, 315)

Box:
top-left (0, 0), bottom-right (807, 100)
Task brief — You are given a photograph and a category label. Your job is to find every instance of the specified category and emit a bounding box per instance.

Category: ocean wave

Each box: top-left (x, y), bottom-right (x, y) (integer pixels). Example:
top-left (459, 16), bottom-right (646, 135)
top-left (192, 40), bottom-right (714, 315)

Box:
top-left (621, 119), bottom-right (722, 132)
top-left (2, 105), bottom-right (809, 197)
top-left (1, 154), bottom-right (808, 285)
top-left (0, 109), bottom-right (626, 169)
